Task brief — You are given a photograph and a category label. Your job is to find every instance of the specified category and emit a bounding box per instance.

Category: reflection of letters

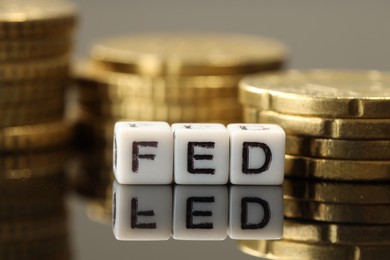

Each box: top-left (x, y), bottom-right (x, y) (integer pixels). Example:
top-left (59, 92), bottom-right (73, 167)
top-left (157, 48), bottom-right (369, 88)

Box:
top-left (132, 141), bottom-right (158, 172)
top-left (186, 197), bottom-right (214, 229)
top-left (187, 142), bottom-right (215, 174)
top-left (241, 197), bottom-right (270, 229)
top-left (131, 198), bottom-right (156, 229)
top-left (242, 142), bottom-right (272, 174)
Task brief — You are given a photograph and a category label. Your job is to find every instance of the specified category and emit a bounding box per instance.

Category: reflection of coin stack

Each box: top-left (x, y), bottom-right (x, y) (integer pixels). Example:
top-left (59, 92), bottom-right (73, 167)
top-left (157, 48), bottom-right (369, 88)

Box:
top-left (0, 168), bottom-right (70, 259)
top-left (238, 70), bottom-right (390, 259)
top-left (71, 33), bottom-right (287, 222)
top-left (0, 0), bottom-right (76, 258)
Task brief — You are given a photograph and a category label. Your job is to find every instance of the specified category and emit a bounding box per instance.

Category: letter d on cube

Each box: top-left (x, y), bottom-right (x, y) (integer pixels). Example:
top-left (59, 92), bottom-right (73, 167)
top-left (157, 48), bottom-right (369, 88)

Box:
top-left (113, 122), bottom-right (173, 184)
top-left (228, 124), bottom-right (285, 185)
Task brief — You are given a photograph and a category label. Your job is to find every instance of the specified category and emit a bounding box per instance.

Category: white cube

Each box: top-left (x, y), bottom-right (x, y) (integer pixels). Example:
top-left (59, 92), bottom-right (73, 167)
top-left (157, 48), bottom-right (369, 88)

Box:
top-left (112, 182), bottom-right (172, 241)
top-left (172, 123), bottom-right (229, 184)
top-left (227, 124), bottom-right (285, 185)
top-left (173, 185), bottom-right (228, 240)
top-left (113, 121), bottom-right (173, 184)
top-left (229, 186), bottom-right (283, 240)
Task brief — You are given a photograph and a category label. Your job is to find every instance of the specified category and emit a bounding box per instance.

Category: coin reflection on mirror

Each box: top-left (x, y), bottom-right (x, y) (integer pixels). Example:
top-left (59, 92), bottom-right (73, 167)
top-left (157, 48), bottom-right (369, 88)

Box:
top-left (112, 182), bottom-right (283, 241)
top-left (0, 152), bottom-right (71, 259)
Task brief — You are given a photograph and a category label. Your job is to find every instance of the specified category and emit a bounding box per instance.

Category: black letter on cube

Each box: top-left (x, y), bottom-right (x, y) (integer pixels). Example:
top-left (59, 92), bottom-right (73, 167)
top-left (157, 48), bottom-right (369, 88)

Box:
top-left (132, 141), bottom-right (158, 172)
top-left (242, 142), bottom-right (272, 174)
top-left (131, 197), bottom-right (156, 229)
top-left (187, 142), bottom-right (215, 174)
top-left (241, 197), bottom-right (270, 229)
top-left (186, 197), bottom-right (214, 229)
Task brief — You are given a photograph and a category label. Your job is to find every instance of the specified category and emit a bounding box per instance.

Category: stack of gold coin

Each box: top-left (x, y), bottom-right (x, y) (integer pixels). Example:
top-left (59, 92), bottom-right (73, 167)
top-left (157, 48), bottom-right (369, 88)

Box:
top-left (0, 0), bottom-right (76, 258)
top-left (238, 70), bottom-right (390, 259)
top-left (74, 33), bottom-right (287, 145)
top-left (240, 70), bottom-right (390, 181)
top-left (0, 0), bottom-right (76, 152)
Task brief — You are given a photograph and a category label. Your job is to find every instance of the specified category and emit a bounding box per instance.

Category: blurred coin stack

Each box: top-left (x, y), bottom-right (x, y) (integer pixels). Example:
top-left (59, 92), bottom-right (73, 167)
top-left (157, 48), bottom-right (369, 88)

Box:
top-left (0, 0), bottom-right (76, 258)
top-left (0, 0), bottom-right (76, 152)
top-left (75, 33), bottom-right (287, 145)
top-left (70, 33), bottom-right (287, 217)
top-left (238, 70), bottom-right (390, 259)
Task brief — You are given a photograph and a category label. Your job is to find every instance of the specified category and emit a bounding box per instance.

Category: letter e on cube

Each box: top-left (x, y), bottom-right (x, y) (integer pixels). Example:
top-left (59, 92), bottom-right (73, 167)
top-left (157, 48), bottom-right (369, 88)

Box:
top-left (172, 123), bottom-right (229, 185)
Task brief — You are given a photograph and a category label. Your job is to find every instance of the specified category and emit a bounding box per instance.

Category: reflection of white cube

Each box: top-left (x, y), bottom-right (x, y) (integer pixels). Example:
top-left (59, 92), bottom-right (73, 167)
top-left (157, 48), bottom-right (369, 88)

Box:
top-left (228, 124), bottom-right (285, 185)
top-left (229, 186), bottom-right (283, 240)
top-left (173, 186), bottom-right (228, 240)
top-left (113, 121), bottom-right (173, 184)
top-left (172, 123), bottom-right (229, 184)
top-left (112, 182), bottom-right (172, 241)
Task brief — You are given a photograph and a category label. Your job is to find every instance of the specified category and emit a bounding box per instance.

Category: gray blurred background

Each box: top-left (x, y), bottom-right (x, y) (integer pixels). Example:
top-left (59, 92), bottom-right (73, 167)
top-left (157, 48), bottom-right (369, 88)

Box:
top-left (69, 1), bottom-right (390, 259)
top-left (74, 0), bottom-right (390, 70)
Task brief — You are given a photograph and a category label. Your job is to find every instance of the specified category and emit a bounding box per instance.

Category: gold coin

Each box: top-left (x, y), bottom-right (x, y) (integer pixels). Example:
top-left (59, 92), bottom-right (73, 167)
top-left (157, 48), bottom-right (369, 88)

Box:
top-left (0, 97), bottom-right (64, 127)
top-left (76, 62), bottom-right (240, 102)
top-left (0, 195), bottom-right (65, 211)
top-left (0, 216), bottom-right (67, 242)
top-left (283, 179), bottom-right (390, 204)
top-left (0, 236), bottom-right (69, 259)
top-left (238, 239), bottom-right (390, 260)
top-left (0, 80), bottom-right (66, 105)
top-left (80, 95), bottom-right (239, 109)
top-left (240, 70), bottom-right (390, 118)
top-left (255, 108), bottom-right (390, 139)
top-left (286, 135), bottom-right (390, 160)
top-left (0, 150), bottom-right (69, 180)
top-left (77, 84), bottom-right (238, 104)
top-left (0, 36), bottom-right (73, 61)
top-left (0, 174), bottom-right (65, 197)
top-left (0, 120), bottom-right (73, 151)
top-left (79, 110), bottom-right (239, 145)
top-left (283, 219), bottom-right (390, 245)
top-left (285, 154), bottom-right (390, 181)
top-left (1, 162), bottom-right (65, 180)
top-left (0, 149), bottom-right (69, 170)
top-left (0, 0), bottom-right (76, 38)
top-left (0, 55), bottom-right (69, 82)
top-left (242, 105), bottom-right (258, 122)
top-left (284, 199), bottom-right (390, 224)
top-left (91, 33), bottom-right (287, 76)
top-left (80, 101), bottom-right (242, 122)
top-left (78, 108), bottom-right (241, 145)
top-left (0, 197), bottom-right (65, 220)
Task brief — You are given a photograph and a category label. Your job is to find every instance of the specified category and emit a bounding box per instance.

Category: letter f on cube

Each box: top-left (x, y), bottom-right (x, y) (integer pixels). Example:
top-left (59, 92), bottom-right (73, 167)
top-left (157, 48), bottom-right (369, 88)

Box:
top-left (113, 122), bottom-right (173, 184)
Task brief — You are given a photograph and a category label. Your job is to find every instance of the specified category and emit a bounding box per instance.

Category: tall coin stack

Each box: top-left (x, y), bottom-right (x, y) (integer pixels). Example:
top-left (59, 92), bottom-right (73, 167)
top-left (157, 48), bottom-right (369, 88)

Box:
top-left (0, 0), bottom-right (77, 258)
top-left (238, 70), bottom-right (390, 259)
top-left (71, 33), bottom-right (287, 221)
